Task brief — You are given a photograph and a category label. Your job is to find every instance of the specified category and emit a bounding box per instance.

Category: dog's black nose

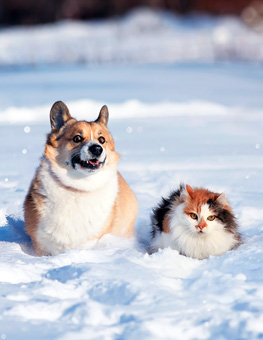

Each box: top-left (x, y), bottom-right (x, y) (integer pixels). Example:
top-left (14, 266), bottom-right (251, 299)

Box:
top-left (89, 144), bottom-right (103, 157)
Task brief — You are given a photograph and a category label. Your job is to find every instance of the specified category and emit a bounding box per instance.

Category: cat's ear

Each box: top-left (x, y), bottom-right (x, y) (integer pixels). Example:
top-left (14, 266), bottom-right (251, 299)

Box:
top-left (50, 101), bottom-right (72, 131)
top-left (215, 193), bottom-right (230, 209)
top-left (185, 184), bottom-right (194, 198)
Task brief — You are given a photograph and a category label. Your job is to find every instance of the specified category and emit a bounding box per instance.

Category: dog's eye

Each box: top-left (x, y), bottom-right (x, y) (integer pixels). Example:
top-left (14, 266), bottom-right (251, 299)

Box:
top-left (190, 213), bottom-right (198, 220)
top-left (73, 135), bottom-right (83, 143)
top-left (98, 136), bottom-right (105, 144)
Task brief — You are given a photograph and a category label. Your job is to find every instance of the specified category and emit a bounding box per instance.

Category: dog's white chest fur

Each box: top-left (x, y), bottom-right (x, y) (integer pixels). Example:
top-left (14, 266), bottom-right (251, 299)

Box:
top-left (36, 162), bottom-right (118, 255)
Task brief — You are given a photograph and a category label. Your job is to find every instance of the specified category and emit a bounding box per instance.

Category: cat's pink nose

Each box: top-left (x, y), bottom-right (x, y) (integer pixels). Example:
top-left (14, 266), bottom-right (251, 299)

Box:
top-left (198, 223), bottom-right (206, 230)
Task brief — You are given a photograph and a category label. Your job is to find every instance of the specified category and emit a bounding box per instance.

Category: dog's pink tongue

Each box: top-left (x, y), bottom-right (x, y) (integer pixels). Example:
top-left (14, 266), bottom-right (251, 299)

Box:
top-left (88, 160), bottom-right (99, 166)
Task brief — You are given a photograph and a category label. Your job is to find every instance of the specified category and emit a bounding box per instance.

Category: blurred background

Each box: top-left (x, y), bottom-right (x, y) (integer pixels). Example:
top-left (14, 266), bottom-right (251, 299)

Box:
top-left (0, 0), bottom-right (262, 113)
top-left (0, 0), bottom-right (263, 69)
top-left (0, 0), bottom-right (263, 26)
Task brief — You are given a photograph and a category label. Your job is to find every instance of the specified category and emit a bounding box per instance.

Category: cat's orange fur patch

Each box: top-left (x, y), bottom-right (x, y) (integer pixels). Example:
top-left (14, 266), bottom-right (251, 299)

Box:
top-left (184, 185), bottom-right (219, 215)
top-left (162, 215), bottom-right (171, 233)
top-left (163, 196), bottom-right (185, 233)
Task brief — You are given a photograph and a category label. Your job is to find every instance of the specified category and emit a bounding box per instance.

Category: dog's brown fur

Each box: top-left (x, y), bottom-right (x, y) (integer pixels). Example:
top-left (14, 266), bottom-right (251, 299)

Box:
top-left (24, 101), bottom-right (138, 256)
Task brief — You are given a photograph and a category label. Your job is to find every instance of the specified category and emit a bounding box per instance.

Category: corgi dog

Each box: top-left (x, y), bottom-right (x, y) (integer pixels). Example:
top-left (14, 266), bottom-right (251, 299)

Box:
top-left (150, 184), bottom-right (241, 259)
top-left (24, 101), bottom-right (138, 256)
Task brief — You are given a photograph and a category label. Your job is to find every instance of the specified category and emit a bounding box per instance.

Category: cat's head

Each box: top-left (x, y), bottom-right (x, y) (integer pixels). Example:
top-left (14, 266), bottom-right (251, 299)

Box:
top-left (174, 184), bottom-right (235, 236)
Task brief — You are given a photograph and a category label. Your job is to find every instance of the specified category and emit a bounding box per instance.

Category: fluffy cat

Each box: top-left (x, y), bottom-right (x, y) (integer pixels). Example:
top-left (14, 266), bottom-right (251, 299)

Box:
top-left (150, 184), bottom-right (241, 259)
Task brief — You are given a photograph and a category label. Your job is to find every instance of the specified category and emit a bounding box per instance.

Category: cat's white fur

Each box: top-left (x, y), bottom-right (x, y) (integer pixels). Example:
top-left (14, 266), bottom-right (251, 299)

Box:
top-left (151, 202), bottom-right (238, 260)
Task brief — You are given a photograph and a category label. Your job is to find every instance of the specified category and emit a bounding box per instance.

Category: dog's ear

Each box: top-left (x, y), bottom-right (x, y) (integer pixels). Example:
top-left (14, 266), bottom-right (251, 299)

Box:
top-left (95, 105), bottom-right (109, 126)
top-left (50, 101), bottom-right (72, 131)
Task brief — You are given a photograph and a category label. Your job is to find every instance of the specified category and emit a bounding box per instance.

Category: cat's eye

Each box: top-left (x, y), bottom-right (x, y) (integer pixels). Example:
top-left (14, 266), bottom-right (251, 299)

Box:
top-left (73, 135), bottom-right (83, 143)
top-left (190, 213), bottom-right (198, 220)
top-left (98, 136), bottom-right (106, 144)
top-left (207, 215), bottom-right (215, 221)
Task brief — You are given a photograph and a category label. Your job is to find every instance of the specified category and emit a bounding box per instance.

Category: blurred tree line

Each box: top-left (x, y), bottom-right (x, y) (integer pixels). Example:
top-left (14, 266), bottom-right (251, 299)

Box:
top-left (0, 0), bottom-right (261, 26)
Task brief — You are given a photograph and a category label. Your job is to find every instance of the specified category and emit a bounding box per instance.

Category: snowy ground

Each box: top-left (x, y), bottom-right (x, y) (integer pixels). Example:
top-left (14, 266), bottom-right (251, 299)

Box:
top-left (1, 62), bottom-right (263, 340)
top-left (1, 9), bottom-right (263, 340)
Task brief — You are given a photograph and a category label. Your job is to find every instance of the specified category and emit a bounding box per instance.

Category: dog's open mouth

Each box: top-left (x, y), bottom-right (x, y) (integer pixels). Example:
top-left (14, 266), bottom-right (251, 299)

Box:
top-left (71, 155), bottom-right (105, 171)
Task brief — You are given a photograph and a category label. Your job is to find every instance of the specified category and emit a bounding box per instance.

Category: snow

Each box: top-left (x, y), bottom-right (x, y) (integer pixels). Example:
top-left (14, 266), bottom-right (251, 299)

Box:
top-left (1, 8), bottom-right (263, 340)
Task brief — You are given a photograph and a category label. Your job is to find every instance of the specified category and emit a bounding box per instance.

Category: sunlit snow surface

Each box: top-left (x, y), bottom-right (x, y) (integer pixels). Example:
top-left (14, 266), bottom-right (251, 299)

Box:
top-left (1, 10), bottom-right (263, 340)
top-left (0, 61), bottom-right (263, 340)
